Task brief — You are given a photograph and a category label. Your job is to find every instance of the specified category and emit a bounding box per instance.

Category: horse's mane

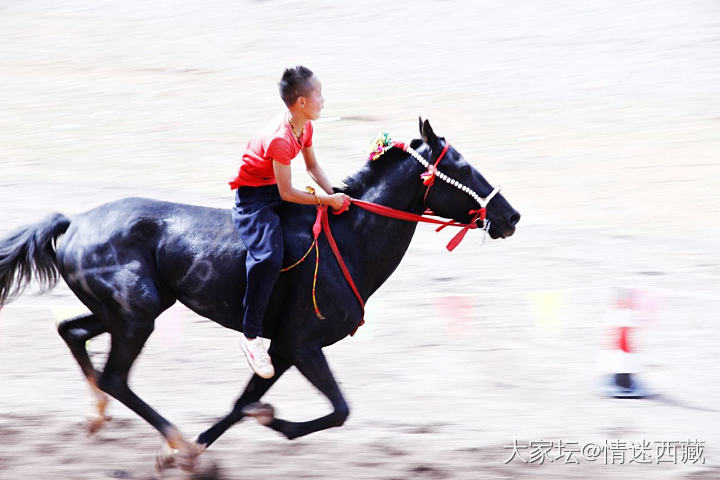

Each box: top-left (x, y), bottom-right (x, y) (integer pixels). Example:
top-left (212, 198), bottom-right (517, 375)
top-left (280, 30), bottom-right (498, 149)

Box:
top-left (337, 139), bottom-right (424, 197)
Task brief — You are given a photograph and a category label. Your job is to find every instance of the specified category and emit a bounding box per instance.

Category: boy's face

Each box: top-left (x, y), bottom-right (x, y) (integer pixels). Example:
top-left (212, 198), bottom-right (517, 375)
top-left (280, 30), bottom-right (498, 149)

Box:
top-left (297, 77), bottom-right (324, 120)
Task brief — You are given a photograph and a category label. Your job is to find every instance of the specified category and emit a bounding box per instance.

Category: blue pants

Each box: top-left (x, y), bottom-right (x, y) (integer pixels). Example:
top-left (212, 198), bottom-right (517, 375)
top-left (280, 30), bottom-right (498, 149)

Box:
top-left (232, 185), bottom-right (284, 338)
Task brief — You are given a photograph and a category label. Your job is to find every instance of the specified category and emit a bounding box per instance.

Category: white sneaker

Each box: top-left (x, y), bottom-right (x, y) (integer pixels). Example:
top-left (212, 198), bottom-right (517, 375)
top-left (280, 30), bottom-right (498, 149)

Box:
top-left (240, 337), bottom-right (275, 379)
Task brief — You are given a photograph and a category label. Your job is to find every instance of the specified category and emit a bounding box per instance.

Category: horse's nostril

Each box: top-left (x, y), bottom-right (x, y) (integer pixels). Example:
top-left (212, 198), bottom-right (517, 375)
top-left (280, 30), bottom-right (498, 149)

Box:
top-left (508, 213), bottom-right (521, 227)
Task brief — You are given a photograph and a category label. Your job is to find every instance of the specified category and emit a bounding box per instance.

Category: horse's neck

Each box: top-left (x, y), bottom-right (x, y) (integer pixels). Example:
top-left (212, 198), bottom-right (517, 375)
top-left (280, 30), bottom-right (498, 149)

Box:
top-left (348, 150), bottom-right (428, 298)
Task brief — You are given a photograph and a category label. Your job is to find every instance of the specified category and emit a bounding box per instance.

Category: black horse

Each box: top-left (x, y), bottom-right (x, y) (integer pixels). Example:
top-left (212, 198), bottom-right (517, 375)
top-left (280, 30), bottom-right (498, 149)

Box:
top-left (0, 119), bottom-right (519, 468)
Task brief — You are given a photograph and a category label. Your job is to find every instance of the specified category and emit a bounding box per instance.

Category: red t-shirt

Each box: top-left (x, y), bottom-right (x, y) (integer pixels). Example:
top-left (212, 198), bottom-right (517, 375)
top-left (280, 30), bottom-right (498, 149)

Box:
top-left (229, 113), bottom-right (313, 189)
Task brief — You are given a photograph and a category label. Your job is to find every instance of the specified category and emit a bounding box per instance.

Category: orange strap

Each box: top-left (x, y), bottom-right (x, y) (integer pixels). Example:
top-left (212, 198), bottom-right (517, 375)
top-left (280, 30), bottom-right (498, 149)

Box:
top-left (319, 206), bottom-right (366, 334)
top-left (280, 206), bottom-right (364, 333)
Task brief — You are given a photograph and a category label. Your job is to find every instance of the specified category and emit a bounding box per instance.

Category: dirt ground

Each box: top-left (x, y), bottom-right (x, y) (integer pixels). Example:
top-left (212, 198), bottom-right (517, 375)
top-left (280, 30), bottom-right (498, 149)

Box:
top-left (1, 1), bottom-right (719, 479)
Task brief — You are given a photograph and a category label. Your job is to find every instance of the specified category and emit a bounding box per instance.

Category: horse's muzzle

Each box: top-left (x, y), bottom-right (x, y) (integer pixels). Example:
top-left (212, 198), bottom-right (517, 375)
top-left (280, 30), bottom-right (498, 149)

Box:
top-left (488, 211), bottom-right (520, 239)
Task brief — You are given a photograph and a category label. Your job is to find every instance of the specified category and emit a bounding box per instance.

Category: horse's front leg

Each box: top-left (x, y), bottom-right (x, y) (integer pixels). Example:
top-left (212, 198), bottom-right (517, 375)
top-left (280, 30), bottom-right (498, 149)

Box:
top-left (262, 347), bottom-right (350, 440)
top-left (156, 356), bottom-right (292, 472)
top-left (195, 355), bottom-right (293, 448)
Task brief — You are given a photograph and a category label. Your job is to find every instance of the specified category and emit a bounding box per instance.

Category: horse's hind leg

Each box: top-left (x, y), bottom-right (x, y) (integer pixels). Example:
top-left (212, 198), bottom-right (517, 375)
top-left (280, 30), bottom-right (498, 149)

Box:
top-left (58, 238), bottom-right (203, 468)
top-left (97, 317), bottom-right (204, 470)
top-left (57, 314), bottom-right (110, 433)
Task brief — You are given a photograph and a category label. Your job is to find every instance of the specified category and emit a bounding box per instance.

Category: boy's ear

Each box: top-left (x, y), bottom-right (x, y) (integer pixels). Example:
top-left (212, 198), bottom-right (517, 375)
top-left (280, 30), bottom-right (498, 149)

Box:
top-left (421, 119), bottom-right (437, 144)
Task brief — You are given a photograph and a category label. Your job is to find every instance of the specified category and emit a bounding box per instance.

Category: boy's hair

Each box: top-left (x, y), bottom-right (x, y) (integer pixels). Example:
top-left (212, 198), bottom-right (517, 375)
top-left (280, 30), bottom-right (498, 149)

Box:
top-left (279, 66), bottom-right (315, 107)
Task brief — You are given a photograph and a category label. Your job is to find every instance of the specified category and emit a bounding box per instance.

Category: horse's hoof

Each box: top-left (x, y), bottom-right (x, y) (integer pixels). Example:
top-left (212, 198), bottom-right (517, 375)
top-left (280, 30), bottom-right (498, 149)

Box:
top-left (86, 390), bottom-right (110, 435)
top-left (155, 442), bottom-right (177, 472)
top-left (160, 426), bottom-right (206, 472)
top-left (156, 441), bottom-right (205, 472)
top-left (176, 442), bottom-right (207, 472)
top-left (86, 413), bottom-right (106, 435)
top-left (242, 402), bottom-right (275, 426)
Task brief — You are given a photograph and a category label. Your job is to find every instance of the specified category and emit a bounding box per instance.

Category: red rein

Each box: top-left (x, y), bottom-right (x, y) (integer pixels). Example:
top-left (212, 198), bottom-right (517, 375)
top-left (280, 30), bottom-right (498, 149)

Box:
top-left (281, 205), bottom-right (366, 335)
top-left (285, 141), bottom-right (486, 335)
top-left (349, 199), bottom-right (483, 252)
top-left (284, 198), bottom-right (485, 336)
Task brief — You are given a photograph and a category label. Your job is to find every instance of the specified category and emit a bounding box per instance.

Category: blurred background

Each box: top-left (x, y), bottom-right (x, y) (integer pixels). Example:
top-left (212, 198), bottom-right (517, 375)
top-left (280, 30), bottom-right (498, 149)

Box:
top-left (1, 1), bottom-right (719, 478)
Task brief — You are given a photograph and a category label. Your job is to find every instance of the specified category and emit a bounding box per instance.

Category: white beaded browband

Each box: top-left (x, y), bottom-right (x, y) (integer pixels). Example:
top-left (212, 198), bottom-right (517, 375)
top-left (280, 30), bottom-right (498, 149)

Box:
top-left (404, 143), bottom-right (501, 209)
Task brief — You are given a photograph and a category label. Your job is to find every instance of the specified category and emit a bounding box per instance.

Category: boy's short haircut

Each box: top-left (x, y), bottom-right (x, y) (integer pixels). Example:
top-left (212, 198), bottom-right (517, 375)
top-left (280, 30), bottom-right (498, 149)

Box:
top-left (279, 66), bottom-right (315, 107)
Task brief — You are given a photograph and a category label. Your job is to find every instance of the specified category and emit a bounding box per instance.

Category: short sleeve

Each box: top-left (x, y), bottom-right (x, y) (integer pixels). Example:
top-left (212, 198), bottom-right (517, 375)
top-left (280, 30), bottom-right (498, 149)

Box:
top-left (266, 137), bottom-right (293, 165)
top-left (303, 121), bottom-right (313, 147)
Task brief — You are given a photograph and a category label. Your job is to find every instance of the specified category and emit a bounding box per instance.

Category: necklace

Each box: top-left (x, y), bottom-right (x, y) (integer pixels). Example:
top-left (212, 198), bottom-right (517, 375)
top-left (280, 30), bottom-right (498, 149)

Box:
top-left (288, 114), bottom-right (304, 141)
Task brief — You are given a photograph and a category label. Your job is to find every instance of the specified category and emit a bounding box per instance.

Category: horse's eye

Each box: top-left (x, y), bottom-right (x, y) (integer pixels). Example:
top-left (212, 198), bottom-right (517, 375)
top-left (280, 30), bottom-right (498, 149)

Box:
top-left (459, 166), bottom-right (472, 177)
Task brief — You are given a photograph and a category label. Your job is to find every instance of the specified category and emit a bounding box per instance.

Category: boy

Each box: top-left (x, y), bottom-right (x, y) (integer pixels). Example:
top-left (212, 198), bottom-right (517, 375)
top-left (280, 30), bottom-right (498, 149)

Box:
top-left (229, 66), bottom-right (348, 378)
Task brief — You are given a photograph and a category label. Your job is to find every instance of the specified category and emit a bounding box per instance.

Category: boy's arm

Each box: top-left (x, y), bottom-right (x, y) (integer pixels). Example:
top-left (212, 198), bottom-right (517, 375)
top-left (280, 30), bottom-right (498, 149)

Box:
top-left (301, 146), bottom-right (334, 195)
top-left (273, 160), bottom-right (347, 210)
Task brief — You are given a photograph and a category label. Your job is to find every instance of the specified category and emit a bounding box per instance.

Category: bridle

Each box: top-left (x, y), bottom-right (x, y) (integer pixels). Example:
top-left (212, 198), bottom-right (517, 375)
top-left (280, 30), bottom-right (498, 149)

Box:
top-left (348, 136), bottom-right (503, 251)
top-left (284, 135), bottom-right (504, 332)
top-left (400, 139), bottom-right (501, 233)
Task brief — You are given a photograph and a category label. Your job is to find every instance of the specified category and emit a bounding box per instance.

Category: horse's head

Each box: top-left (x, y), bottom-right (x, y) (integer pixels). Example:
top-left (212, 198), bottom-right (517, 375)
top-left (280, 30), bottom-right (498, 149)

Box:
top-left (416, 118), bottom-right (520, 239)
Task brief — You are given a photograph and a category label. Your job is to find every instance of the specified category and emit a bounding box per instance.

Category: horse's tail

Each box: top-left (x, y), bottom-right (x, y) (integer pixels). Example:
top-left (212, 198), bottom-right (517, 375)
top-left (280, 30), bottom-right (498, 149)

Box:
top-left (0, 213), bottom-right (71, 307)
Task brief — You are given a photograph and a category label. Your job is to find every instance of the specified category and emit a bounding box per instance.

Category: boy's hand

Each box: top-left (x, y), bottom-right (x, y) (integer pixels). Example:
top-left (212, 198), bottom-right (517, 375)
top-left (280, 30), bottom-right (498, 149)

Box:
top-left (327, 193), bottom-right (350, 211)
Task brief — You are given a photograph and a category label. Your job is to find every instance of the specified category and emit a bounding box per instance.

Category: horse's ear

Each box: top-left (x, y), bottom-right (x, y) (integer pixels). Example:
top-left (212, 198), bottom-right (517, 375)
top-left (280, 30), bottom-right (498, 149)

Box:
top-left (418, 116), bottom-right (424, 137)
top-left (421, 119), bottom-right (437, 144)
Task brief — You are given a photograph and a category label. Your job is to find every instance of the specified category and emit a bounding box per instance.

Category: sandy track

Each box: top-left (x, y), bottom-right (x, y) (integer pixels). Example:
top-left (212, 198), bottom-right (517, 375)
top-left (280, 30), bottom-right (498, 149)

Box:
top-left (1, 1), bottom-right (719, 478)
